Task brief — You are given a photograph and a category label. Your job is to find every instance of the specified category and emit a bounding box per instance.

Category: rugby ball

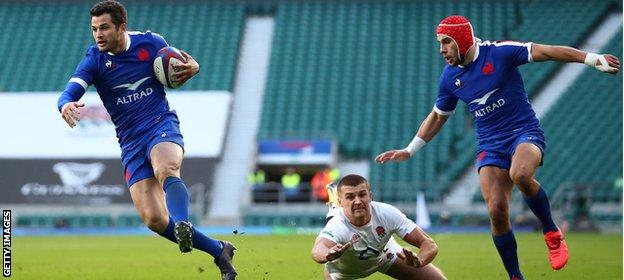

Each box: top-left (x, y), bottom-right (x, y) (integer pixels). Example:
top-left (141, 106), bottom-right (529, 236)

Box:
top-left (153, 47), bottom-right (188, 89)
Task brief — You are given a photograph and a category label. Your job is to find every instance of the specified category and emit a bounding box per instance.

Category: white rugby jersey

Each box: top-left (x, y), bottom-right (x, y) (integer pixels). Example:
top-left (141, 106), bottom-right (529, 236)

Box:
top-left (318, 201), bottom-right (417, 277)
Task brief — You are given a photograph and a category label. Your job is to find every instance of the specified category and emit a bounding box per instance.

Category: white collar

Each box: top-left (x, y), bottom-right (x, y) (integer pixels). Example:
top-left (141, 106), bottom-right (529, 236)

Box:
top-left (107, 32), bottom-right (131, 56)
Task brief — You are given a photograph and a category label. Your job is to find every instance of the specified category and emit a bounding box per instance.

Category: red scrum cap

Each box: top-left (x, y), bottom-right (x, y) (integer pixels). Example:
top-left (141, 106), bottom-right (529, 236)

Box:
top-left (436, 15), bottom-right (475, 60)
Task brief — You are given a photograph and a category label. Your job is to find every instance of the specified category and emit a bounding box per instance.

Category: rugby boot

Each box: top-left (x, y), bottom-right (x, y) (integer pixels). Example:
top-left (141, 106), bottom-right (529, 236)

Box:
top-left (214, 240), bottom-right (237, 280)
top-left (174, 221), bottom-right (193, 253)
top-left (544, 228), bottom-right (568, 270)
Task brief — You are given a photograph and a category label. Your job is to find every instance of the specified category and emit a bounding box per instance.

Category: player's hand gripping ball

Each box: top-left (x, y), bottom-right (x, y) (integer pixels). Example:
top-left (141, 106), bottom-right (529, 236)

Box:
top-left (153, 47), bottom-right (188, 89)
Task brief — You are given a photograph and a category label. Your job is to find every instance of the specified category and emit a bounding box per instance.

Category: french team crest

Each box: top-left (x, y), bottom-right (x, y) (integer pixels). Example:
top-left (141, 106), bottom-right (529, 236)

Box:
top-left (138, 48), bottom-right (150, 61)
top-left (482, 62), bottom-right (495, 75)
top-left (375, 226), bottom-right (387, 238)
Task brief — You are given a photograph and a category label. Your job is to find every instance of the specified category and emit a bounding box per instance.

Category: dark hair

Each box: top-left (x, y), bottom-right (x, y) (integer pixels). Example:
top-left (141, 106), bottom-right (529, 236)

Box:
top-left (337, 174), bottom-right (369, 193)
top-left (90, 0), bottom-right (127, 28)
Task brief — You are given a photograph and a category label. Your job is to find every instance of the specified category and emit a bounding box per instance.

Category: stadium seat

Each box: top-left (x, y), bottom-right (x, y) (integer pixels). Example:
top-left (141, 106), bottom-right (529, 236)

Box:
top-left (0, 2), bottom-right (245, 92)
top-left (536, 31), bottom-right (622, 201)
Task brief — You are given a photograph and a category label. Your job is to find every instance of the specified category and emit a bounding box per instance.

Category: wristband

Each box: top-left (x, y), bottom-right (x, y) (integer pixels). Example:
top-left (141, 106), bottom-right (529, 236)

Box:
top-left (404, 136), bottom-right (426, 156)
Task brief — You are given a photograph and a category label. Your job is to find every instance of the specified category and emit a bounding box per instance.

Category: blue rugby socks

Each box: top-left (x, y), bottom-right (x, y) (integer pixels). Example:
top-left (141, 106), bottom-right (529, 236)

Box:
top-left (523, 187), bottom-right (558, 234)
top-left (161, 176), bottom-right (224, 258)
top-left (163, 176), bottom-right (189, 223)
top-left (159, 217), bottom-right (224, 258)
top-left (493, 231), bottom-right (523, 280)
top-left (192, 228), bottom-right (224, 258)
top-left (158, 217), bottom-right (177, 243)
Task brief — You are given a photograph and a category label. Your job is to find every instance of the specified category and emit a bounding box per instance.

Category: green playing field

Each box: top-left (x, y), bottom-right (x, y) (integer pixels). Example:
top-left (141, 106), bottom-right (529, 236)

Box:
top-left (12, 232), bottom-right (622, 279)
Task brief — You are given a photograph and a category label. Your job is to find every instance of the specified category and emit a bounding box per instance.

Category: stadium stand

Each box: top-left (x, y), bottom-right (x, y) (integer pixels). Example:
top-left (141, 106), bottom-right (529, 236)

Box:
top-left (3, 0), bottom-right (620, 230)
top-left (537, 31), bottom-right (623, 199)
top-left (0, 1), bottom-right (244, 91)
top-left (259, 1), bottom-right (523, 203)
top-left (507, 0), bottom-right (613, 97)
top-left (258, 0), bottom-right (617, 205)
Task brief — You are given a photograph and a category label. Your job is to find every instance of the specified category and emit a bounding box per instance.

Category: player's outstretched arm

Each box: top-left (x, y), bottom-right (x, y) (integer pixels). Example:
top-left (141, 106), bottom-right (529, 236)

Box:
top-left (401, 226), bottom-right (438, 267)
top-left (311, 237), bottom-right (351, 264)
top-left (172, 50), bottom-right (200, 84)
top-left (375, 110), bottom-right (449, 164)
top-left (531, 43), bottom-right (620, 74)
top-left (60, 101), bottom-right (85, 128)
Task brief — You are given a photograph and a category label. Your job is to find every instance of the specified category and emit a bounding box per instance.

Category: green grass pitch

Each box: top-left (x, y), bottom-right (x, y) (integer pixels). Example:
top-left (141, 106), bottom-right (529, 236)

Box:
top-left (12, 232), bottom-right (622, 279)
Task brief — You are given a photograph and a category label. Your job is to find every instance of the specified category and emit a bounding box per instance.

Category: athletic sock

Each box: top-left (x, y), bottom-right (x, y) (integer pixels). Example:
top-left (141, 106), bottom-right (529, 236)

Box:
top-left (192, 228), bottom-right (224, 258)
top-left (158, 217), bottom-right (177, 243)
top-left (523, 187), bottom-right (558, 234)
top-left (157, 217), bottom-right (223, 258)
top-left (163, 176), bottom-right (189, 223)
top-left (493, 231), bottom-right (523, 280)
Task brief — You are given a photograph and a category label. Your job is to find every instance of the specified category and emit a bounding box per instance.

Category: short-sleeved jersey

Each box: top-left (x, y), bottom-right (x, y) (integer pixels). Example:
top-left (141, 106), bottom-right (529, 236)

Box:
top-left (435, 41), bottom-right (540, 146)
top-left (58, 31), bottom-right (174, 150)
top-left (317, 201), bottom-right (417, 278)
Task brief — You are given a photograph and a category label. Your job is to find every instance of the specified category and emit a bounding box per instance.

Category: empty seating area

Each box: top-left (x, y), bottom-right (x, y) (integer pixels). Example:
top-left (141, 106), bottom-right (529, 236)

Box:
top-left (0, 2), bottom-right (244, 92)
top-left (260, 1), bottom-right (521, 202)
top-left (537, 31), bottom-right (622, 200)
top-left (258, 0), bottom-right (618, 203)
top-left (508, 0), bottom-right (613, 96)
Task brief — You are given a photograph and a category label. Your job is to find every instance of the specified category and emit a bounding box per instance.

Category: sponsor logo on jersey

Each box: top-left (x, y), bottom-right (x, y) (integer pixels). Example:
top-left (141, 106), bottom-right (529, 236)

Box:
top-left (470, 88), bottom-right (506, 118)
top-left (470, 88), bottom-right (499, 105)
top-left (455, 78), bottom-right (462, 87)
top-left (473, 98), bottom-right (506, 117)
top-left (113, 77), bottom-right (153, 105)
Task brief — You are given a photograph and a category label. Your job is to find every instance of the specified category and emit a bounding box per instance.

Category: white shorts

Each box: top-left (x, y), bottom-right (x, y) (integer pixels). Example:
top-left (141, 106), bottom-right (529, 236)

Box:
top-left (326, 237), bottom-right (402, 280)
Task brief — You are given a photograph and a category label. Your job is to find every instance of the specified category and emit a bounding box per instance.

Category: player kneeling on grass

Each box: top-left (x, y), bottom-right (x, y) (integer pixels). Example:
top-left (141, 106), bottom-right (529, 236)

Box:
top-left (312, 174), bottom-right (446, 280)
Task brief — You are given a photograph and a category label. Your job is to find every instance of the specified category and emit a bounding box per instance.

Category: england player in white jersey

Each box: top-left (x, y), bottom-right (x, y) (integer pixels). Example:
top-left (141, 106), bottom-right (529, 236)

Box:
top-left (312, 174), bottom-right (446, 280)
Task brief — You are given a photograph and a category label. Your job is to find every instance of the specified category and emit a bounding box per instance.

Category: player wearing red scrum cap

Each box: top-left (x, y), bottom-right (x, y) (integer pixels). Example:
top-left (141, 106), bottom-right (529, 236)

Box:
top-left (376, 15), bottom-right (619, 279)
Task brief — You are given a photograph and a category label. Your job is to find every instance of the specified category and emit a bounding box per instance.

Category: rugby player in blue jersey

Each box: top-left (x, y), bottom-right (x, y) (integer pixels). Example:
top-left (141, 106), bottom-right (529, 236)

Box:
top-left (57, 1), bottom-right (236, 279)
top-left (375, 15), bottom-right (619, 280)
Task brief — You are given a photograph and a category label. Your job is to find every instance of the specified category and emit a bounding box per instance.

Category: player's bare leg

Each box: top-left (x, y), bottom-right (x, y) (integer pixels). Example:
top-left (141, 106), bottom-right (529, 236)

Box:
top-left (384, 260), bottom-right (446, 280)
top-left (480, 166), bottom-right (523, 279)
top-left (511, 143), bottom-right (567, 270)
top-left (480, 167), bottom-right (514, 235)
top-left (150, 141), bottom-right (194, 252)
top-left (130, 178), bottom-right (170, 233)
top-left (509, 143), bottom-right (542, 197)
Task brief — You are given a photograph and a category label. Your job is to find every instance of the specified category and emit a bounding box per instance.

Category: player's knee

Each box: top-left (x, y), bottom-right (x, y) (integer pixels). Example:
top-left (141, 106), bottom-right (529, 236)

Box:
top-left (153, 162), bottom-right (181, 183)
top-left (487, 200), bottom-right (509, 220)
top-left (143, 213), bottom-right (169, 232)
top-left (510, 167), bottom-right (534, 187)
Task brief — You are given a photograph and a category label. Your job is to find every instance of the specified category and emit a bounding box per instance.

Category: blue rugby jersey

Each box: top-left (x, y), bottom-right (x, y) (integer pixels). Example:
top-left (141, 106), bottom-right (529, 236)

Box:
top-left (435, 40), bottom-right (540, 144)
top-left (57, 31), bottom-right (174, 150)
